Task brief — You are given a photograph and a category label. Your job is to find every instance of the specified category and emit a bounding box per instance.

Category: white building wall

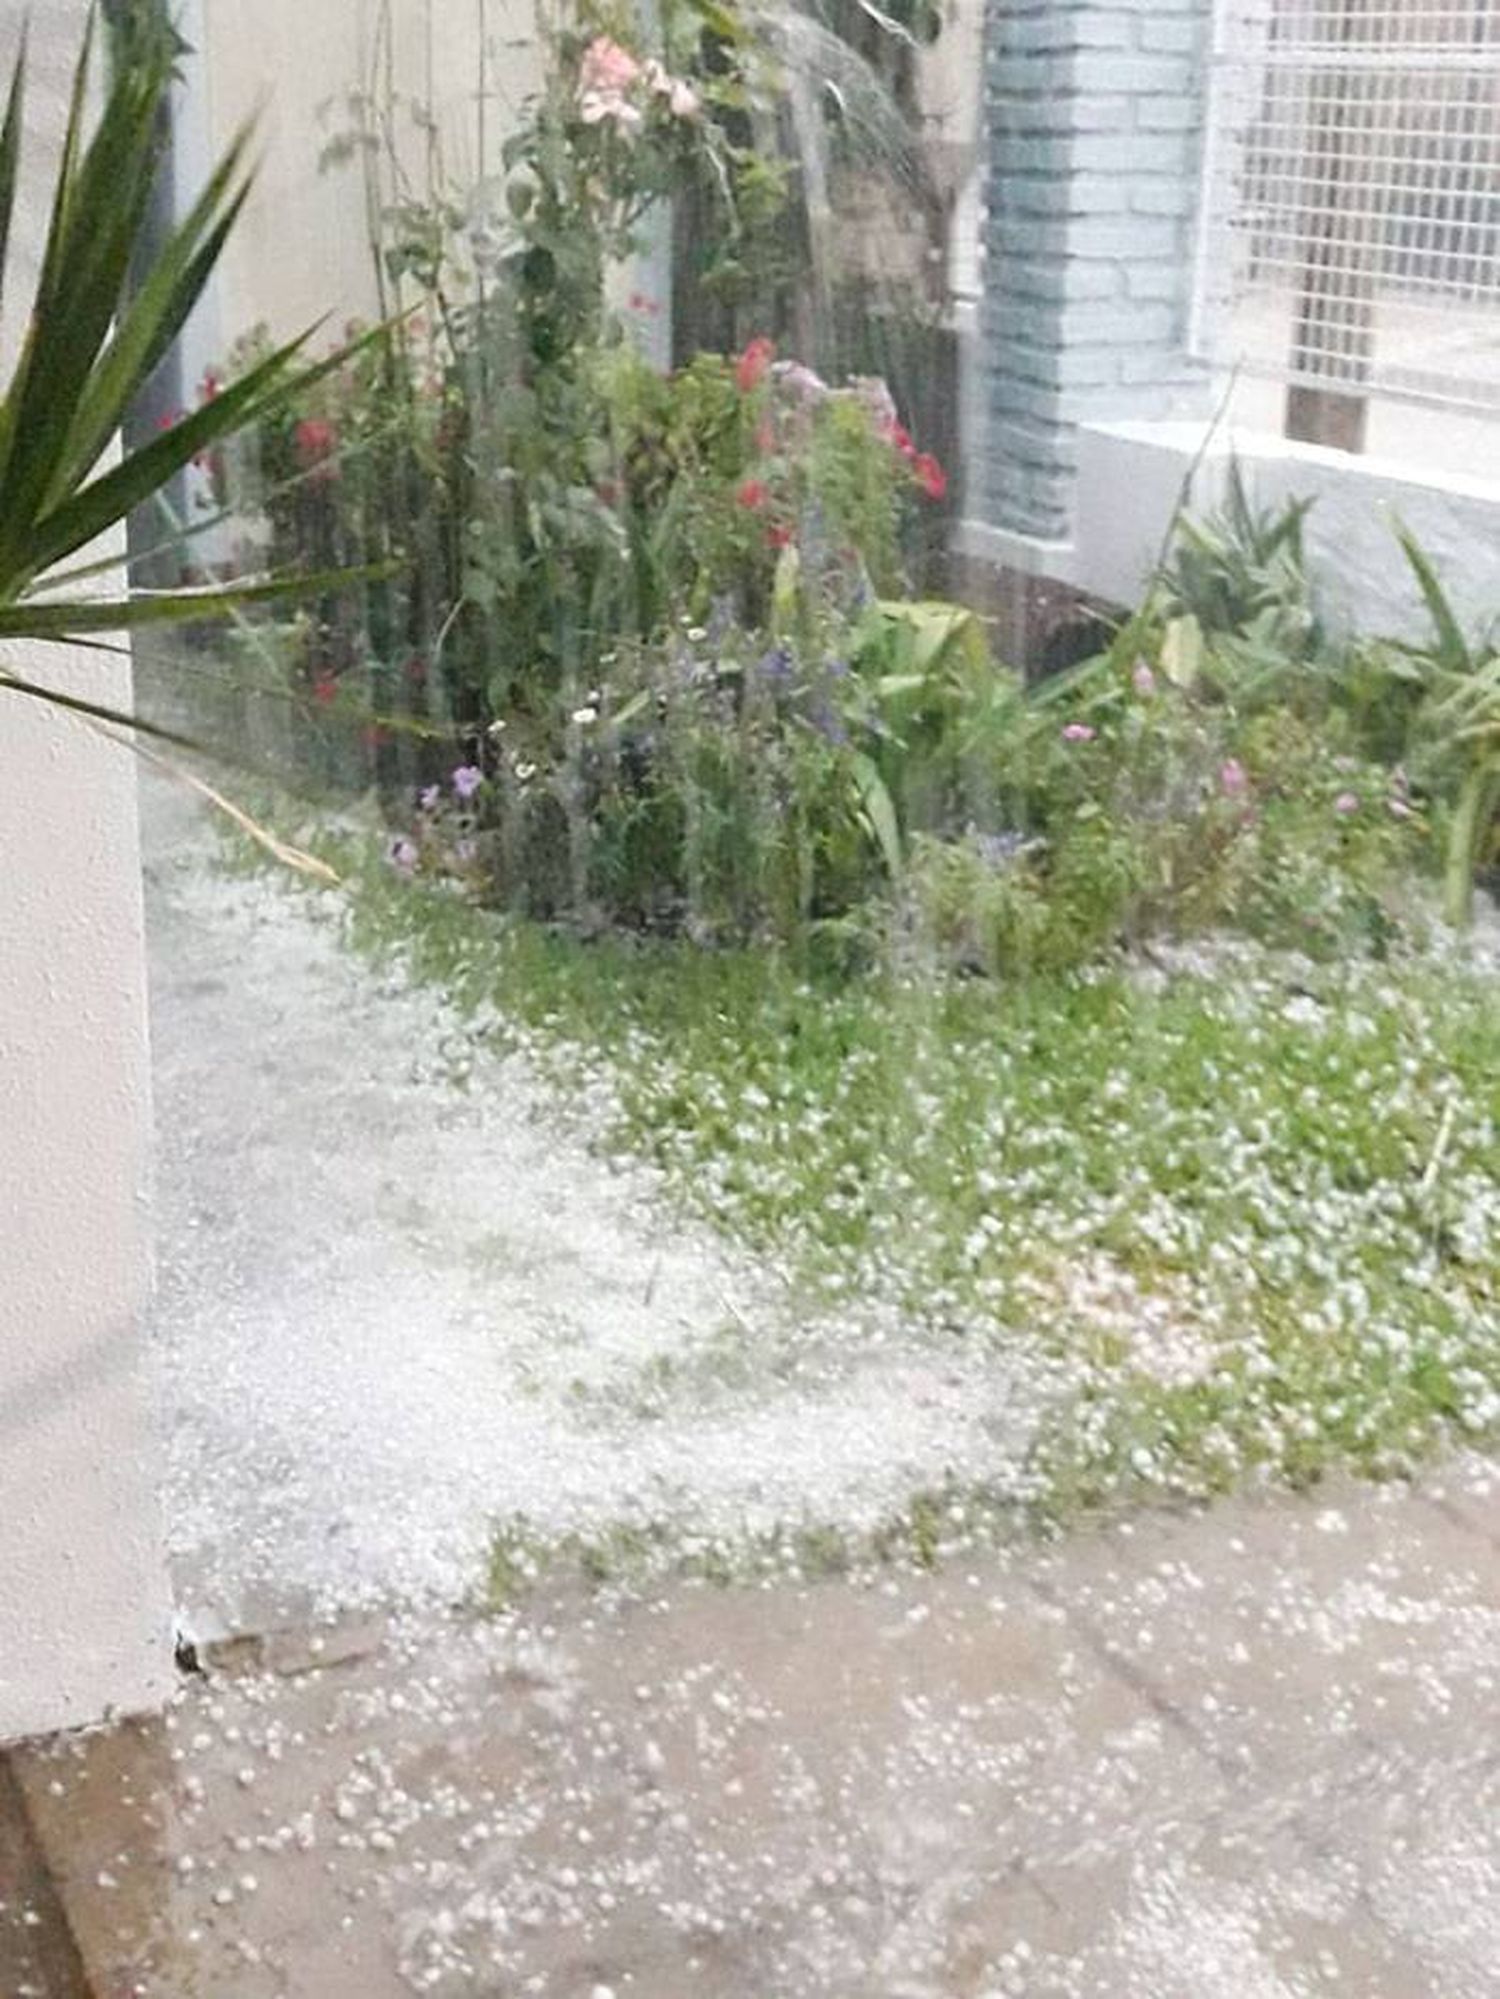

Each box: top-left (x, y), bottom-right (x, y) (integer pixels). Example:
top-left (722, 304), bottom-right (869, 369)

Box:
top-left (0, 0), bottom-right (174, 1744)
top-left (1072, 418), bottom-right (1500, 640)
top-left (174, 0), bottom-right (543, 374)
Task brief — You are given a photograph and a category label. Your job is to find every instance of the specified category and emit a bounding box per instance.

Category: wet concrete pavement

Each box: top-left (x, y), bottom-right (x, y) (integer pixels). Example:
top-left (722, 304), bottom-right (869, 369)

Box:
top-left (4, 1457), bottom-right (1498, 1998)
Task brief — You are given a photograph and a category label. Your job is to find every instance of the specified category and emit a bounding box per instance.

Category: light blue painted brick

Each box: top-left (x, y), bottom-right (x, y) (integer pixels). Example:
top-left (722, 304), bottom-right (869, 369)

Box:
top-left (1066, 215), bottom-right (1183, 259)
top-left (1139, 17), bottom-right (1202, 52)
top-left (1070, 54), bottom-right (1192, 95)
top-left (1003, 260), bottom-right (1124, 304)
top-left (991, 421), bottom-right (1078, 475)
top-left (993, 134), bottom-right (1073, 175)
top-left (1071, 133), bottom-right (1193, 176)
top-left (1055, 302), bottom-right (1175, 345)
top-left (1133, 98), bottom-right (1201, 133)
top-left (988, 215), bottom-right (1073, 258)
top-left (1119, 349), bottom-right (1208, 386)
top-left (1002, 12), bottom-right (1135, 54)
top-left (1010, 174), bottom-right (1132, 218)
top-left (1011, 341), bottom-right (1125, 389)
top-left (988, 93), bottom-right (1135, 137)
top-left (988, 378), bottom-right (1072, 426)
top-left (1131, 181), bottom-right (1199, 218)
top-left (1126, 260), bottom-right (1192, 300)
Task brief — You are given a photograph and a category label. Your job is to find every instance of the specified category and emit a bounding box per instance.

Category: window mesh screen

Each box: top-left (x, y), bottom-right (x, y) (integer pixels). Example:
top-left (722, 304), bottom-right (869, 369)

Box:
top-left (1194, 0), bottom-right (1500, 408)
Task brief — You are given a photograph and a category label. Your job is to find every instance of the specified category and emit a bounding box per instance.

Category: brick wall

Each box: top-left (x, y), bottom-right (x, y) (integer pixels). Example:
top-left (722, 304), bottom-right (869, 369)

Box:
top-left (979, 0), bottom-right (1215, 540)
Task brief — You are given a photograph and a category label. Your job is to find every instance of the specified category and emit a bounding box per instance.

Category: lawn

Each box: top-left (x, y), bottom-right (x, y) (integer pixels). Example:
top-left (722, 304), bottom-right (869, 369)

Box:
top-left (308, 837), bottom-right (1500, 1532)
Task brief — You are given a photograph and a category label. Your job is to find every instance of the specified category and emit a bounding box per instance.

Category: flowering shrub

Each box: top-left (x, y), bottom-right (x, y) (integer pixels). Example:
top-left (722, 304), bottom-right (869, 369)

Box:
top-left (218, 1), bottom-right (949, 820)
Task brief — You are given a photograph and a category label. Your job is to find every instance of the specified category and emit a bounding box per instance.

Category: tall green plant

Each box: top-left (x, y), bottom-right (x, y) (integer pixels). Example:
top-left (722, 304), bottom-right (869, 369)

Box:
top-left (0, 11), bottom-right (378, 739)
top-left (1392, 525), bottom-right (1500, 928)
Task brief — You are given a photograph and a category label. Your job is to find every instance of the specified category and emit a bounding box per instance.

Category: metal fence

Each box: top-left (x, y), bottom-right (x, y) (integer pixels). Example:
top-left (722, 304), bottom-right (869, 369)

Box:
top-left (1193, 0), bottom-right (1500, 410)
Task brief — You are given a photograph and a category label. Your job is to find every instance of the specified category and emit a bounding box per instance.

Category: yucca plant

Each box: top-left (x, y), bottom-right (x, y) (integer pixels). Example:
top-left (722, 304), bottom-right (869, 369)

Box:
top-left (1393, 525), bottom-right (1500, 929)
top-left (0, 9), bottom-right (380, 744)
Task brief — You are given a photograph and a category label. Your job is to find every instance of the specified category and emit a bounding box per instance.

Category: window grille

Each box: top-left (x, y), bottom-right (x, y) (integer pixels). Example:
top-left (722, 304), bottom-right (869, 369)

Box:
top-left (1192, 0), bottom-right (1500, 410)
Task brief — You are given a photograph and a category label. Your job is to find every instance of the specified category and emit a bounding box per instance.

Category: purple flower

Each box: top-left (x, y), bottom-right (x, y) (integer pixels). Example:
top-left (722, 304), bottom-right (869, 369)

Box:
top-left (419, 784), bottom-right (441, 812)
top-left (755, 646), bottom-right (795, 685)
top-left (809, 700), bottom-right (849, 746)
top-left (1334, 791), bottom-right (1360, 816)
top-left (389, 837), bottom-right (418, 875)
top-left (451, 763), bottom-right (485, 801)
top-left (1061, 722), bottom-right (1096, 744)
top-left (1219, 758), bottom-right (1248, 797)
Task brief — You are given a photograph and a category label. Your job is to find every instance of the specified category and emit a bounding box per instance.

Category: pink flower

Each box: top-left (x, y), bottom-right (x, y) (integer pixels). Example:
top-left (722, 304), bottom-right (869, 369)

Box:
top-left (1132, 661), bottom-right (1157, 696)
top-left (1219, 758), bottom-right (1248, 796)
top-left (1334, 791), bottom-right (1360, 816)
top-left (912, 452), bottom-right (948, 503)
top-left (579, 37), bottom-right (643, 130)
top-left (766, 522), bottom-right (794, 550)
top-left (1061, 722), bottom-right (1096, 743)
top-left (419, 784), bottom-right (441, 812)
top-left (736, 477), bottom-right (770, 512)
top-left (736, 336), bottom-right (775, 394)
top-left (580, 35), bottom-right (640, 95)
top-left (390, 838), bottom-right (418, 875)
top-left (668, 77), bottom-right (700, 119)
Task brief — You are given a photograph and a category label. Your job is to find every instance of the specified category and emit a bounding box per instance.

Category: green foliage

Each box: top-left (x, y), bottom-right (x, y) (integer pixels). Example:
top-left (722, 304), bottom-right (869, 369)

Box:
top-left (1388, 525), bottom-right (1500, 927)
top-left (314, 827), bottom-right (1500, 1519)
top-left (219, 1), bottom-right (947, 807)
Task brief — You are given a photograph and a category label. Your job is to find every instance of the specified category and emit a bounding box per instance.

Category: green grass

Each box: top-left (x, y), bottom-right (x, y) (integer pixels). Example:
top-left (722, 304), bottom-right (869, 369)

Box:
top-left (264, 829), bottom-right (1500, 1529)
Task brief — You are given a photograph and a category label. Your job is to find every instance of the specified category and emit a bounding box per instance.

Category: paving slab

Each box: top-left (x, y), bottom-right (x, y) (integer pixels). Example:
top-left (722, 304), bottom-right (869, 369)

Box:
top-left (10, 1467), bottom-right (1499, 1998)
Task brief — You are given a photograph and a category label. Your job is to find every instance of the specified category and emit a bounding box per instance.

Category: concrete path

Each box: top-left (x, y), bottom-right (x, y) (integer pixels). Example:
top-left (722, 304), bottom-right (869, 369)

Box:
top-left (5, 1458), bottom-right (1498, 1997)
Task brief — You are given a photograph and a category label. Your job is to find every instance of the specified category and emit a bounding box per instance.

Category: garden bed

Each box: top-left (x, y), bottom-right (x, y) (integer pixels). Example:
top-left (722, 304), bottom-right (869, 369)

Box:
top-left (278, 817), bottom-right (1500, 1564)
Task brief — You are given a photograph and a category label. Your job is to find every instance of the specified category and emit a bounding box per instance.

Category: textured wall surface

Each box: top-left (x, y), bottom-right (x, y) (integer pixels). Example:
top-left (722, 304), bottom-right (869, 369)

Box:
top-left (1074, 418), bottom-right (1500, 638)
top-left (979, 0), bottom-right (1214, 539)
top-left (0, 0), bottom-right (174, 1743)
top-left (171, 0), bottom-right (542, 382)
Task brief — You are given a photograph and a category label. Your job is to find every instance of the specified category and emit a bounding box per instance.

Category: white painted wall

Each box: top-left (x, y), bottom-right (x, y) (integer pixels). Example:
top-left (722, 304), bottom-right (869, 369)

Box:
top-left (0, 0), bottom-right (174, 1743)
top-left (1061, 418), bottom-right (1500, 641)
top-left (174, 0), bottom-right (542, 370)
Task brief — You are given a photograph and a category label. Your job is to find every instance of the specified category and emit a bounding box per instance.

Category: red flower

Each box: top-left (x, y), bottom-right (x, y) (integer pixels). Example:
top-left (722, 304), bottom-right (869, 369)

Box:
top-left (755, 417), bottom-right (776, 456)
top-left (198, 368), bottom-right (222, 403)
top-left (883, 419), bottom-right (917, 461)
top-left (312, 676), bottom-right (338, 707)
top-left (737, 477), bottom-right (770, 512)
top-left (766, 522), bottom-right (794, 550)
top-left (912, 451), bottom-right (948, 503)
top-left (735, 336), bottom-right (775, 395)
top-left (294, 417), bottom-right (339, 473)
